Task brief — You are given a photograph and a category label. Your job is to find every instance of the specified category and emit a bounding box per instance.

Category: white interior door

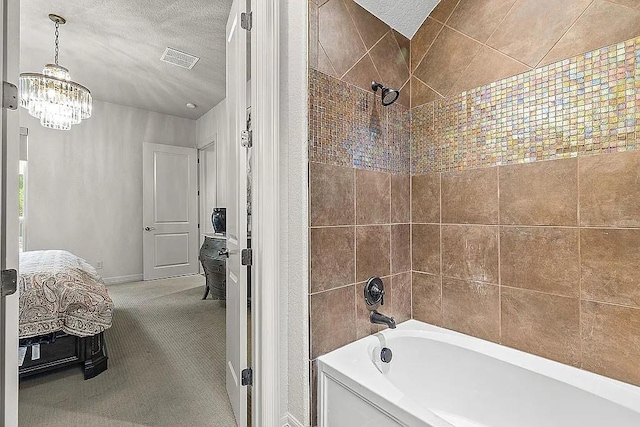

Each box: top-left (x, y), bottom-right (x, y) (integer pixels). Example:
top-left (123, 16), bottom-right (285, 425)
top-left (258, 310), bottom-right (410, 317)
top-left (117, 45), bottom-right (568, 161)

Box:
top-left (1, 0), bottom-right (20, 424)
top-left (143, 143), bottom-right (199, 280)
top-left (226, 0), bottom-right (248, 425)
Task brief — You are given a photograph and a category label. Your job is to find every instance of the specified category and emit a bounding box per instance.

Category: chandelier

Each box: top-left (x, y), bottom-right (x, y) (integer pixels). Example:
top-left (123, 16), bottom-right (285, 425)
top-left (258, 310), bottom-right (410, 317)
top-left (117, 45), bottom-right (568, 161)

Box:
top-left (19, 14), bottom-right (92, 130)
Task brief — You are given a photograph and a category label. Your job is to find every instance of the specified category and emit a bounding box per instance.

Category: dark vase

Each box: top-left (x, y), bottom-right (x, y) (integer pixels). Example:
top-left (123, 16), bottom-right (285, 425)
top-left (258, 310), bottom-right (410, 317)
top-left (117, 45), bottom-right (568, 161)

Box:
top-left (212, 208), bottom-right (226, 234)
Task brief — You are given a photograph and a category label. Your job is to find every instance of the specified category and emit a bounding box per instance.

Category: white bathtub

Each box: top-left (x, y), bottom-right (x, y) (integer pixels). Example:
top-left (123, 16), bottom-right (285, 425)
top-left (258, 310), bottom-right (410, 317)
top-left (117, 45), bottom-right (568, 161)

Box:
top-left (317, 320), bottom-right (640, 427)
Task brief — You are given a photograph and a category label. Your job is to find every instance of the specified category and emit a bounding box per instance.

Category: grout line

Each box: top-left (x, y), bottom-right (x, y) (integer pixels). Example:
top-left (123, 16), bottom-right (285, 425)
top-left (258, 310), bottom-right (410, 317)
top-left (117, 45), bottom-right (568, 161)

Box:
top-left (411, 18), bottom-right (446, 74)
top-left (534, 0), bottom-right (596, 69)
top-left (310, 222), bottom-right (417, 228)
top-left (317, 41), bottom-right (339, 77)
top-left (413, 74), bottom-right (447, 99)
top-left (496, 166), bottom-right (502, 344)
top-left (577, 155), bottom-right (583, 369)
top-left (439, 171), bottom-right (444, 325)
top-left (410, 175), bottom-right (414, 319)
top-left (353, 168), bottom-right (357, 307)
top-left (500, 284), bottom-right (579, 301)
top-left (389, 173), bottom-right (393, 275)
top-left (484, 0), bottom-right (520, 48)
top-left (431, 0), bottom-right (462, 26)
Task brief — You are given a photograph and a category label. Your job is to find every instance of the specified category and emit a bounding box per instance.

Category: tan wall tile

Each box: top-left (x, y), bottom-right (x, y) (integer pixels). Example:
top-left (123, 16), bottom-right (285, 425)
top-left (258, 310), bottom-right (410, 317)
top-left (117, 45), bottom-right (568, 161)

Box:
top-left (410, 17), bottom-right (443, 72)
top-left (391, 224), bottom-right (411, 274)
top-left (411, 77), bottom-right (443, 108)
top-left (500, 227), bottom-right (579, 297)
top-left (581, 228), bottom-right (640, 308)
top-left (309, 0), bottom-right (319, 69)
top-left (429, 0), bottom-right (460, 24)
top-left (310, 285), bottom-right (356, 358)
top-left (369, 32), bottom-right (410, 91)
top-left (412, 224), bottom-right (441, 274)
top-left (582, 301), bottom-right (640, 386)
top-left (500, 158), bottom-right (578, 226)
top-left (447, 0), bottom-right (518, 43)
top-left (310, 162), bottom-right (354, 226)
top-left (541, 0), bottom-right (640, 66)
top-left (392, 272), bottom-right (412, 323)
top-left (412, 173), bottom-right (440, 223)
top-left (413, 27), bottom-right (483, 96)
top-left (392, 31), bottom-right (410, 68)
top-left (442, 277), bottom-right (500, 342)
top-left (318, 43), bottom-right (339, 78)
top-left (502, 287), bottom-right (581, 366)
top-left (356, 169), bottom-right (390, 224)
top-left (391, 174), bottom-right (410, 223)
top-left (579, 151), bottom-right (640, 227)
top-left (356, 225), bottom-right (391, 282)
top-left (449, 46), bottom-right (530, 95)
top-left (318, 0), bottom-right (367, 76)
top-left (442, 225), bottom-right (499, 284)
top-left (355, 278), bottom-right (385, 338)
top-left (412, 272), bottom-right (442, 325)
top-left (343, 0), bottom-right (389, 49)
top-left (310, 227), bottom-right (355, 293)
top-left (487, 0), bottom-right (592, 67)
top-left (442, 167), bottom-right (498, 224)
top-left (342, 54), bottom-right (382, 93)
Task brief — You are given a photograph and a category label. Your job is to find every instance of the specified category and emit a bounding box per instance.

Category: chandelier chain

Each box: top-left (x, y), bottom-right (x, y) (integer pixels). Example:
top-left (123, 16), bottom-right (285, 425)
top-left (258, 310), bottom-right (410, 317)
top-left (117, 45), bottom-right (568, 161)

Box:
top-left (54, 21), bottom-right (59, 65)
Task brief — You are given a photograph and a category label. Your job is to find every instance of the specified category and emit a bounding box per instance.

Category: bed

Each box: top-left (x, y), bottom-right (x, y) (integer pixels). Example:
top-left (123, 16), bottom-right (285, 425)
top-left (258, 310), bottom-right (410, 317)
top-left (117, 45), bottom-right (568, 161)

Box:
top-left (18, 250), bottom-right (114, 379)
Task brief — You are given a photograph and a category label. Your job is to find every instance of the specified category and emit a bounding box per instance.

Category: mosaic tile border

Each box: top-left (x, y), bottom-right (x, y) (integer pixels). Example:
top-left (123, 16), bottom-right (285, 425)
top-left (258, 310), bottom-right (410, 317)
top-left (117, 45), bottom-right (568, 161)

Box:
top-left (309, 69), bottom-right (411, 174)
top-left (412, 36), bottom-right (640, 174)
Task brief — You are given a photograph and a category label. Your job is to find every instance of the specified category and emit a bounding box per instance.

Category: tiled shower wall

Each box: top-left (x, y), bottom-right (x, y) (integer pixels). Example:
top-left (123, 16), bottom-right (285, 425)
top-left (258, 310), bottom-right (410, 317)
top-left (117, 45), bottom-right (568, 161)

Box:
top-left (308, 67), bottom-right (413, 355)
top-left (309, 0), bottom-right (640, 421)
top-left (412, 152), bottom-right (640, 386)
top-left (410, 0), bottom-right (640, 108)
top-left (409, 36), bottom-right (640, 387)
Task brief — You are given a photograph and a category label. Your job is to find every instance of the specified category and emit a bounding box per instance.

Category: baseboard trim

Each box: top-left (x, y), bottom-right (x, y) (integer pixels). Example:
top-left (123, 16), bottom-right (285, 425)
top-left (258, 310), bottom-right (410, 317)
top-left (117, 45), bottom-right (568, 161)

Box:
top-left (103, 274), bottom-right (143, 285)
top-left (282, 412), bottom-right (305, 427)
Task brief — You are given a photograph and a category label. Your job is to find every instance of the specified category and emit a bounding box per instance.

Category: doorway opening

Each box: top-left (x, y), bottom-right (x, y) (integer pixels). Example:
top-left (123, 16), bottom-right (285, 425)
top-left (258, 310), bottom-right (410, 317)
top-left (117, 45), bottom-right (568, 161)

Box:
top-left (14, 1), bottom-right (253, 426)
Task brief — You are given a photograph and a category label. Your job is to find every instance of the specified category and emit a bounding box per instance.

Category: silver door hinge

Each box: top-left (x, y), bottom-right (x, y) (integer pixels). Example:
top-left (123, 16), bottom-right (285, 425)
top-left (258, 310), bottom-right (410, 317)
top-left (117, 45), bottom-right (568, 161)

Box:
top-left (2, 81), bottom-right (17, 110)
top-left (241, 248), bottom-right (252, 266)
top-left (1, 269), bottom-right (17, 297)
top-left (241, 12), bottom-right (252, 31)
top-left (241, 367), bottom-right (253, 386)
top-left (241, 130), bottom-right (252, 148)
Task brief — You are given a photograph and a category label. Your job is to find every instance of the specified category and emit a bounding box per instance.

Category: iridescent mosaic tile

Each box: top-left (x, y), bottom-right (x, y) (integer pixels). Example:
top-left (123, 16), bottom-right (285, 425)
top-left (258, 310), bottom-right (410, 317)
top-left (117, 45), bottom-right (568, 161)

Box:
top-left (309, 69), bottom-right (411, 174)
top-left (412, 36), bottom-right (640, 174)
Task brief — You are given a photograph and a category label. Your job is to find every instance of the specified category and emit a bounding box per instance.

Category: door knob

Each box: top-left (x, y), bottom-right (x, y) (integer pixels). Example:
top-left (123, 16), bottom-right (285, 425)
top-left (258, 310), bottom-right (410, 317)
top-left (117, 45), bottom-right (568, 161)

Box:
top-left (144, 226), bottom-right (156, 231)
top-left (218, 248), bottom-right (230, 258)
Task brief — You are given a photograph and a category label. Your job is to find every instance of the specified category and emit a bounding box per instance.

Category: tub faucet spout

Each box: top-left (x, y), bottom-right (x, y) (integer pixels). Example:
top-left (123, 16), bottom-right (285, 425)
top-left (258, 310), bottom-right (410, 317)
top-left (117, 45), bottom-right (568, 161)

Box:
top-left (370, 310), bottom-right (396, 329)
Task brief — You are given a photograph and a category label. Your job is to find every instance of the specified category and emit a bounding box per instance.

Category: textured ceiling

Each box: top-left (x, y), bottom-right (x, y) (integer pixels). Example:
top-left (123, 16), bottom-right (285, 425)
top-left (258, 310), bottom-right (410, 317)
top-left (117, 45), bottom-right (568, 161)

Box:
top-left (20, 0), bottom-right (232, 120)
top-left (354, 0), bottom-right (439, 39)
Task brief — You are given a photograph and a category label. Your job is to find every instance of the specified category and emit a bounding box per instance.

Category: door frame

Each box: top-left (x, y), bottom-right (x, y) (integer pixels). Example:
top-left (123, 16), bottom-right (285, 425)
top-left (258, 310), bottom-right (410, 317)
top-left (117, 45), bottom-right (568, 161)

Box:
top-left (1, 0), bottom-right (20, 424)
top-left (251, 1), bottom-right (309, 426)
top-left (250, 2), bottom-right (280, 425)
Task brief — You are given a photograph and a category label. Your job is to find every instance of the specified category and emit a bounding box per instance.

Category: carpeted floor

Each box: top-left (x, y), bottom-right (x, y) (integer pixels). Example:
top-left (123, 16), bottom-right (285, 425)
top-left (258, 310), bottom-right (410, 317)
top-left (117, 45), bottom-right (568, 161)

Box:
top-left (19, 274), bottom-right (237, 427)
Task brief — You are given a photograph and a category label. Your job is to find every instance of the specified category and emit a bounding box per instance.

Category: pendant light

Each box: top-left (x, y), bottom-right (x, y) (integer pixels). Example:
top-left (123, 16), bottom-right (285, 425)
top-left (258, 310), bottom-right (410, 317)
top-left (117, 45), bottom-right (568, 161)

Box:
top-left (19, 14), bottom-right (92, 130)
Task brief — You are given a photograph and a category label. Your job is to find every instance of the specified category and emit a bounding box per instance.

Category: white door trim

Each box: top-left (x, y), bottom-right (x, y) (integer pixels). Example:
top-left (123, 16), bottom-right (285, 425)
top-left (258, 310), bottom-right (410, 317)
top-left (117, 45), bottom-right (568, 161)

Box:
top-left (1, 0), bottom-right (20, 424)
top-left (252, 1), bottom-right (310, 425)
top-left (251, 1), bottom-right (280, 425)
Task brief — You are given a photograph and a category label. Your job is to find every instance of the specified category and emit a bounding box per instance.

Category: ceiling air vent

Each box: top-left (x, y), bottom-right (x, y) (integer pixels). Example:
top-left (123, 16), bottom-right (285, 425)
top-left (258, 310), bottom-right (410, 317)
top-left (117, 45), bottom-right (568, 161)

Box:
top-left (160, 47), bottom-right (200, 70)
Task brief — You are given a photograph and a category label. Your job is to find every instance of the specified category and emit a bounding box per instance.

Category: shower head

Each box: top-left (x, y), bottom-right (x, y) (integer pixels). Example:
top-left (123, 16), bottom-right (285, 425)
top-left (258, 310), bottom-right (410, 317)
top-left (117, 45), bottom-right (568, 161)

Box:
top-left (372, 81), bottom-right (400, 106)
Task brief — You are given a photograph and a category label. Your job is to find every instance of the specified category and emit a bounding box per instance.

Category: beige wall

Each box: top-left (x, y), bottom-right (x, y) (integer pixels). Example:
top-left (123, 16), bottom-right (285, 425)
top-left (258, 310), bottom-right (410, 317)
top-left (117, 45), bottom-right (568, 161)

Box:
top-left (22, 100), bottom-right (196, 281)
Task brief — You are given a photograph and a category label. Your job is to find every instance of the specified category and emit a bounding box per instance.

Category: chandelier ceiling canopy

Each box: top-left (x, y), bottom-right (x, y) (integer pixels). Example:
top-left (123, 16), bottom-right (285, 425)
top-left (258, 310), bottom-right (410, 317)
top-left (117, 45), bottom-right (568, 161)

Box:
top-left (19, 14), bottom-right (92, 131)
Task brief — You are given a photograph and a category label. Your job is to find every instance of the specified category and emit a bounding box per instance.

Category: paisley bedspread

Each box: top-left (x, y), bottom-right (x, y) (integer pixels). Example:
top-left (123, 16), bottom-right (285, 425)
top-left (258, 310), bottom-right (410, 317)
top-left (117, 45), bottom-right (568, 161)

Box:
top-left (19, 250), bottom-right (114, 339)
